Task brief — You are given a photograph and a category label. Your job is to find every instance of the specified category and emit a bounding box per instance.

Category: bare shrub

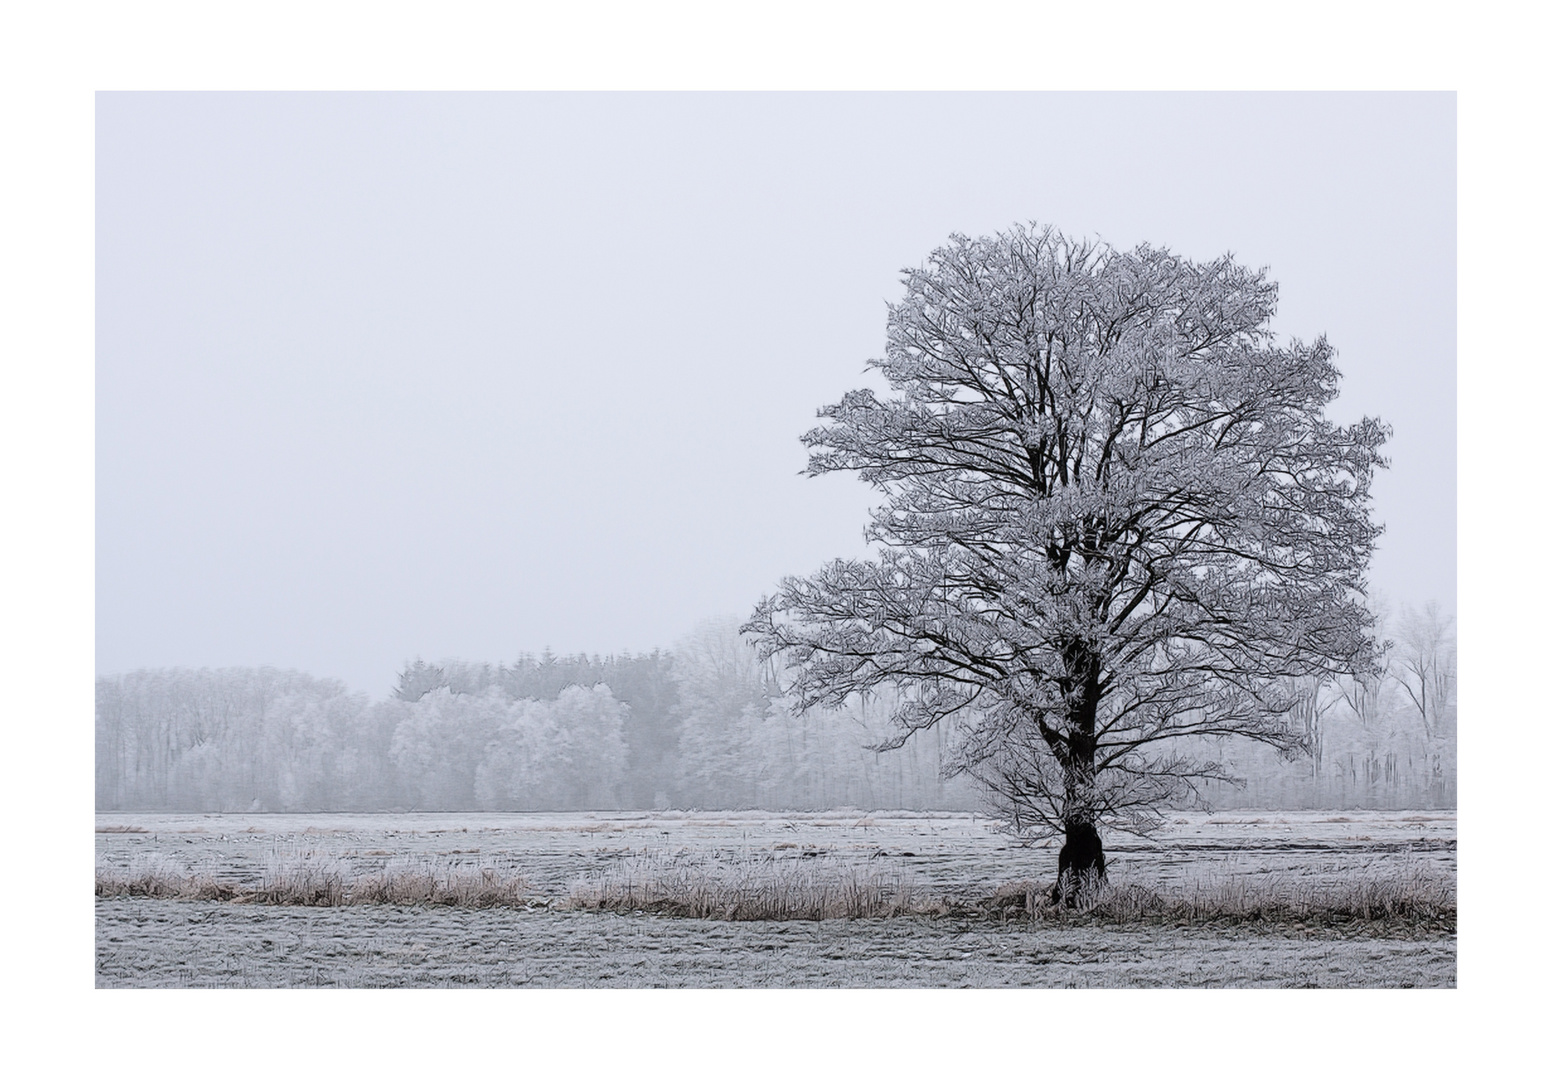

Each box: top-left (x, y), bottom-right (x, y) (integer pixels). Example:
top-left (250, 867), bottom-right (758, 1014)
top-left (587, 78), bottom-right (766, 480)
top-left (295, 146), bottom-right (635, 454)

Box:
top-left (567, 853), bottom-right (926, 920)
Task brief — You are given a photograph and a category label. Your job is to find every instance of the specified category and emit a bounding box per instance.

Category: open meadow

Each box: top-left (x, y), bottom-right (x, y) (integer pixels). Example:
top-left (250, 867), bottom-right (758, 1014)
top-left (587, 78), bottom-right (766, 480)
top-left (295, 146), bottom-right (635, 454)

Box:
top-left (96, 809), bottom-right (1455, 988)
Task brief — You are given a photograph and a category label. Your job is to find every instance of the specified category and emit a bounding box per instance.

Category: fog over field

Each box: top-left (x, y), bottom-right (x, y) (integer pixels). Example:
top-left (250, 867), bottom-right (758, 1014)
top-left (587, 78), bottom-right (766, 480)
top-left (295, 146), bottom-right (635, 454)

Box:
top-left (97, 93), bottom-right (1454, 694)
top-left (97, 607), bottom-right (1454, 817)
top-left (94, 91), bottom-right (1456, 991)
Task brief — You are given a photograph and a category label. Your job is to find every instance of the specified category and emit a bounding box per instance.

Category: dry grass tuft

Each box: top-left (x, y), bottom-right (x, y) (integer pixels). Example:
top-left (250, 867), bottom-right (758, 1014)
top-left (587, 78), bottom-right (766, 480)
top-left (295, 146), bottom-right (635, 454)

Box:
top-left (96, 853), bottom-right (528, 908)
top-left (95, 853), bottom-right (241, 901)
top-left (345, 857), bottom-right (528, 908)
top-left (567, 853), bottom-right (927, 920)
top-left (985, 868), bottom-right (1455, 927)
top-left (96, 849), bottom-right (1453, 931)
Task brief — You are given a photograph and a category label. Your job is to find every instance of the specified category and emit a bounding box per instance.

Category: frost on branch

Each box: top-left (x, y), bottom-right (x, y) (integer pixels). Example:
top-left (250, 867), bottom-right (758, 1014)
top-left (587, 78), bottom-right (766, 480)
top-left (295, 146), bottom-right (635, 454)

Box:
top-left (747, 222), bottom-right (1388, 852)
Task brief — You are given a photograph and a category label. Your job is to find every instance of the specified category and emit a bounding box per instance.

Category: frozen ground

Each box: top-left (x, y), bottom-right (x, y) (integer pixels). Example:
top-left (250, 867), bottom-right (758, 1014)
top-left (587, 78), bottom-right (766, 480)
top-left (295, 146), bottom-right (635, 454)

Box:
top-left (96, 809), bottom-right (1455, 988)
top-left (95, 901), bottom-right (1452, 988)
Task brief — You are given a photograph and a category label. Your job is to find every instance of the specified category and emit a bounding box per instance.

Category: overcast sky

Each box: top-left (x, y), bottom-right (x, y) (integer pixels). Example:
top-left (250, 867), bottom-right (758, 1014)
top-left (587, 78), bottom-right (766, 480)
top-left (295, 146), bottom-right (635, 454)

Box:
top-left (97, 92), bottom-right (1455, 695)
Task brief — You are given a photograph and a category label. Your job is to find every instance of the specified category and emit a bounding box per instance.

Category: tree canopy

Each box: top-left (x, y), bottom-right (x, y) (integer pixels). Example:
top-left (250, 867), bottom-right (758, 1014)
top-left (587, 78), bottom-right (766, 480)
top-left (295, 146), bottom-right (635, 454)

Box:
top-left (749, 223), bottom-right (1388, 886)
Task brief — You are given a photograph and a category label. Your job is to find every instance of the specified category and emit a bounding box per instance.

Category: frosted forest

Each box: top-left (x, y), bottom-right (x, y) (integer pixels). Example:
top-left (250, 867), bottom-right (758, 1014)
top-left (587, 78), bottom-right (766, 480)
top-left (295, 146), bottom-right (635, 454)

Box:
top-left (96, 601), bottom-right (1454, 817)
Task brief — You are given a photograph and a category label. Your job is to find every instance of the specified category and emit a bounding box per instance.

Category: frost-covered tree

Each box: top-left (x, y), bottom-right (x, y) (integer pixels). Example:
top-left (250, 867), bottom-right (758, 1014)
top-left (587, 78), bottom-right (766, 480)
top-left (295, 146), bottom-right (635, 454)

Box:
top-left (95, 667), bottom-right (387, 812)
top-left (1394, 602), bottom-right (1456, 740)
top-left (393, 658), bottom-right (448, 702)
top-left (675, 618), bottom-right (775, 808)
top-left (390, 687), bottom-right (509, 809)
top-left (748, 223), bottom-right (1388, 894)
top-left (544, 684), bottom-right (629, 809)
top-left (472, 684), bottom-right (628, 810)
top-left (1337, 596), bottom-right (1394, 731)
top-left (473, 699), bottom-right (546, 809)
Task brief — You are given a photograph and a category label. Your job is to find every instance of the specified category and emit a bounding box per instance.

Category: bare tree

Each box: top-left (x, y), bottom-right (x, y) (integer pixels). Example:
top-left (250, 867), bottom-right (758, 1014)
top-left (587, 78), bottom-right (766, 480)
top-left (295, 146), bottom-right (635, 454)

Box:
top-left (1337, 597), bottom-right (1392, 730)
top-left (748, 223), bottom-right (1388, 896)
top-left (675, 618), bottom-right (777, 808)
top-left (1394, 601), bottom-right (1456, 740)
top-left (1290, 675), bottom-right (1342, 779)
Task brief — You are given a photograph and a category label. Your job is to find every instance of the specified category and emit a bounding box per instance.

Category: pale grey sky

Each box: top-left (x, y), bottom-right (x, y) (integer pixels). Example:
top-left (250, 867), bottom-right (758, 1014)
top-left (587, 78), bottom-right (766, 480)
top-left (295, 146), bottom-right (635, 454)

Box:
top-left (97, 92), bottom-right (1455, 694)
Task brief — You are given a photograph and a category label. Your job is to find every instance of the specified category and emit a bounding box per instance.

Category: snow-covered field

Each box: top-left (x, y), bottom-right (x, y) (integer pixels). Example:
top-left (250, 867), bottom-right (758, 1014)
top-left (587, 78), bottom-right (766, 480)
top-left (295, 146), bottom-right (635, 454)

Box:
top-left (96, 809), bottom-right (1455, 988)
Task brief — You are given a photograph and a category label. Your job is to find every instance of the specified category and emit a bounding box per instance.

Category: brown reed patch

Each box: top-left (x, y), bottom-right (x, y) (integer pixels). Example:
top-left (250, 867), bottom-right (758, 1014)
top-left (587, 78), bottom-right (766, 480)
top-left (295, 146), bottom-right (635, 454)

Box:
top-left (984, 868), bottom-right (1455, 930)
top-left (96, 853), bottom-right (529, 908)
top-left (566, 853), bottom-right (930, 920)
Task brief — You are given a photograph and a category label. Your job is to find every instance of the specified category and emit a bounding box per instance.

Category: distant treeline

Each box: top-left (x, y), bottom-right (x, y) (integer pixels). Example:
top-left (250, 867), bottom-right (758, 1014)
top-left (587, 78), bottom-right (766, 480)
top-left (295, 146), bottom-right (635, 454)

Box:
top-left (95, 619), bottom-right (979, 813)
top-left (1195, 600), bottom-right (1456, 811)
top-left (96, 608), bottom-right (1456, 815)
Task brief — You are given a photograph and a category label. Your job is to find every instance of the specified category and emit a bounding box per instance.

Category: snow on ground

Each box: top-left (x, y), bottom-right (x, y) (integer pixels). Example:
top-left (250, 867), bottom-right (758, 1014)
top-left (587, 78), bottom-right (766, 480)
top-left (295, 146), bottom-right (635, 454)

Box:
top-left (95, 902), bottom-right (1453, 989)
top-left (95, 810), bottom-right (1455, 988)
top-left (95, 809), bottom-right (1456, 897)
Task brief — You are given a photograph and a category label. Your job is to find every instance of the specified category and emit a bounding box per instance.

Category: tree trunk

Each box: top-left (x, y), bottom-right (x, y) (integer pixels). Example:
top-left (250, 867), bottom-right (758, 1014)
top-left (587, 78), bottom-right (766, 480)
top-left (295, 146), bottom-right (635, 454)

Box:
top-left (1052, 747), bottom-right (1106, 905)
top-left (1058, 818), bottom-right (1105, 881)
top-left (1049, 637), bottom-right (1107, 904)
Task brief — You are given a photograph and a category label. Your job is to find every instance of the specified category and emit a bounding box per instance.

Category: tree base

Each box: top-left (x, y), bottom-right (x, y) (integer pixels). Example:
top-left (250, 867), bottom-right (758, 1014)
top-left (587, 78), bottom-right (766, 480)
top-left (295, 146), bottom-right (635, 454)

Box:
top-left (1051, 821), bottom-right (1106, 906)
